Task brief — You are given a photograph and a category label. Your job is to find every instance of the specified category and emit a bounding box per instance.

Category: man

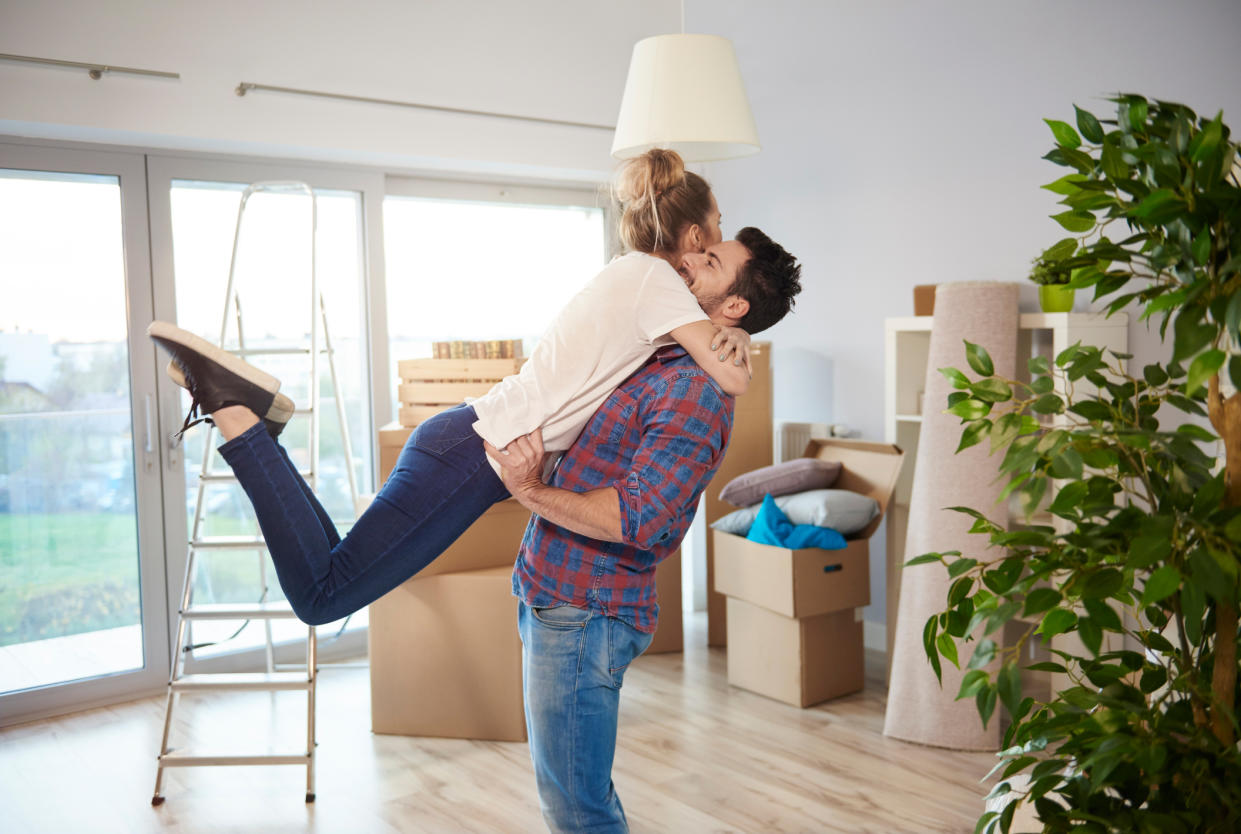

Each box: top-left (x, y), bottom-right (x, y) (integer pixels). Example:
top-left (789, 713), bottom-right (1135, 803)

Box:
top-left (487, 227), bottom-right (802, 833)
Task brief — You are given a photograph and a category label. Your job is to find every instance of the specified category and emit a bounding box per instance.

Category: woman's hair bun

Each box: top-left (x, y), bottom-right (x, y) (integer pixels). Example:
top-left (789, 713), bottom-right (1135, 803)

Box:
top-left (615, 148), bottom-right (687, 205)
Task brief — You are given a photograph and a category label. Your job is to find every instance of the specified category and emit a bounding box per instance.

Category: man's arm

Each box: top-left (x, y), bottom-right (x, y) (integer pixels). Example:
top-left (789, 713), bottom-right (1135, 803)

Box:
top-left (487, 373), bottom-right (730, 550)
top-left (485, 433), bottom-right (625, 542)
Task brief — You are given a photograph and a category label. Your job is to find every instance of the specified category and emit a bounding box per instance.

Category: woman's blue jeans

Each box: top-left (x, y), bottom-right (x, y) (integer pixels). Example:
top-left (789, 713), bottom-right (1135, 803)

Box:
top-left (518, 600), bottom-right (653, 834)
top-left (217, 404), bottom-right (511, 625)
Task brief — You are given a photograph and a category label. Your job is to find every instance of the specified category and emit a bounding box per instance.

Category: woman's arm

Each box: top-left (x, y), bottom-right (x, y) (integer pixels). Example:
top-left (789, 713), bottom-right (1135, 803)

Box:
top-left (669, 320), bottom-right (750, 396)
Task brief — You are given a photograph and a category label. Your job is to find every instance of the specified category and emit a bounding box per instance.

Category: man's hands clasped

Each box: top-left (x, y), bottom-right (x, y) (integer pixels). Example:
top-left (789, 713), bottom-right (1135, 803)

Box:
top-left (484, 429), bottom-right (551, 500)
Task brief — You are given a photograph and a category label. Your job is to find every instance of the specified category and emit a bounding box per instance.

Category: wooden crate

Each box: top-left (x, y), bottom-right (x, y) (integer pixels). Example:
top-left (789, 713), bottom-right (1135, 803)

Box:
top-left (396, 357), bottom-right (525, 428)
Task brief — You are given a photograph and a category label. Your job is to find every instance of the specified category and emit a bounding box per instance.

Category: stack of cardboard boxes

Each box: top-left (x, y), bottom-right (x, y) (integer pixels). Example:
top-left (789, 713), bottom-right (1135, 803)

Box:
top-left (369, 416), bottom-right (684, 742)
top-left (713, 439), bottom-right (903, 708)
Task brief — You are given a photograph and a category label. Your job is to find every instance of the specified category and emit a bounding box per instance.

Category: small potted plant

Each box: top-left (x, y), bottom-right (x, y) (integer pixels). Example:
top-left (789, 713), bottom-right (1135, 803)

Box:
top-left (1029, 242), bottom-right (1075, 312)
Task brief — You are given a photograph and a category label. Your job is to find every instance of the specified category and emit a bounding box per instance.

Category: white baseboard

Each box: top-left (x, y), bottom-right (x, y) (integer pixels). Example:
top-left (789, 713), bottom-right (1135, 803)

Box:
top-left (863, 619), bottom-right (886, 654)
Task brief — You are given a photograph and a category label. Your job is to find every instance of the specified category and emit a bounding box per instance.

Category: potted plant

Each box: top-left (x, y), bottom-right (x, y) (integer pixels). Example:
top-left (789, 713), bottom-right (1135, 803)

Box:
top-left (1029, 251), bottom-right (1075, 313)
top-left (912, 95), bottom-right (1241, 833)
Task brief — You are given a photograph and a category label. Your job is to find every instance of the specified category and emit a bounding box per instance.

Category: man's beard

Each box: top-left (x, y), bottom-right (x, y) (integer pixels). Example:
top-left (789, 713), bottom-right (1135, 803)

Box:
top-left (695, 292), bottom-right (727, 316)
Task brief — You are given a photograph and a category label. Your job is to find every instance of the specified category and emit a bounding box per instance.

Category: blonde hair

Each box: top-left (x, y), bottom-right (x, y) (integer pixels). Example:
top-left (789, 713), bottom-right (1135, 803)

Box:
top-left (615, 149), bottom-right (714, 255)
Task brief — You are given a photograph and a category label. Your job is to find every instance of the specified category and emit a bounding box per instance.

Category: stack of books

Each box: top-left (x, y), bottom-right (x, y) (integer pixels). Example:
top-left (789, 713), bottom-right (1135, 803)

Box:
top-left (431, 339), bottom-right (524, 360)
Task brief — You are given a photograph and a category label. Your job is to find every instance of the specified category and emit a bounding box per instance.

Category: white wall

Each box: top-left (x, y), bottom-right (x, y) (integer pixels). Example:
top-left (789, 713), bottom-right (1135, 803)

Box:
top-left (0, 0), bottom-right (677, 181)
top-left (690, 0), bottom-right (1241, 627)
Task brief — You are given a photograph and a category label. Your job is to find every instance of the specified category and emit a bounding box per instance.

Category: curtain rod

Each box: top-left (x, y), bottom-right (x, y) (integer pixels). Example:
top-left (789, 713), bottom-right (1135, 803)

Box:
top-left (0, 52), bottom-right (179, 80)
top-left (234, 82), bottom-right (614, 132)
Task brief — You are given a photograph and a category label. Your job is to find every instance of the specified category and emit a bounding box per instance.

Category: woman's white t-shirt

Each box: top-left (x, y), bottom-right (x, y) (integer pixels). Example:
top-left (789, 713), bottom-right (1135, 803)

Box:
top-left (470, 252), bottom-right (707, 463)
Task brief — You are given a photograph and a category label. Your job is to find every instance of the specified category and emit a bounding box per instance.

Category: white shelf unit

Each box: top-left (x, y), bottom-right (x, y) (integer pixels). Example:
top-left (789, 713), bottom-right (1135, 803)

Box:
top-left (882, 312), bottom-right (1129, 675)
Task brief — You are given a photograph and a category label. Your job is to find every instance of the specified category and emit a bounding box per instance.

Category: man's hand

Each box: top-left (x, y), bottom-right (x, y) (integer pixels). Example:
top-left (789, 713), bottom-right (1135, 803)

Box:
top-left (484, 430), bottom-right (551, 500)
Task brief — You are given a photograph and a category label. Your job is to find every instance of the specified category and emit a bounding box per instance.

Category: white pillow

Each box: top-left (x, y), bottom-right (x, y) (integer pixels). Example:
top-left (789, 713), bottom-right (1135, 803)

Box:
top-left (711, 489), bottom-right (880, 538)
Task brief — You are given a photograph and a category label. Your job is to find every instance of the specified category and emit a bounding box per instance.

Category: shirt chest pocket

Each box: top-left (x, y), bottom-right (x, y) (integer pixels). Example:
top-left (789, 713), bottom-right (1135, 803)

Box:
top-left (606, 401), bottom-right (638, 445)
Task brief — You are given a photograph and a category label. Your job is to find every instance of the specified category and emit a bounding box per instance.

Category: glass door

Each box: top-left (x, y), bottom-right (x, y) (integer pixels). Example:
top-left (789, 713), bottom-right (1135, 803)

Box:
top-left (147, 157), bottom-right (383, 668)
top-left (0, 142), bottom-right (169, 722)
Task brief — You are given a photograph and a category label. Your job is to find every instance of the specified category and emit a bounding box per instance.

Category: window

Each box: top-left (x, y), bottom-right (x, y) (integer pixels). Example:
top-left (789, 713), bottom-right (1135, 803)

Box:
top-left (382, 178), bottom-right (609, 418)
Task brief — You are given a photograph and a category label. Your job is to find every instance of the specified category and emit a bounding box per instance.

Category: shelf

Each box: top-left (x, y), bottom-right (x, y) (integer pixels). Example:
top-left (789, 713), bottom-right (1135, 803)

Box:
top-left (885, 311), bottom-right (1129, 335)
top-left (895, 414), bottom-right (923, 423)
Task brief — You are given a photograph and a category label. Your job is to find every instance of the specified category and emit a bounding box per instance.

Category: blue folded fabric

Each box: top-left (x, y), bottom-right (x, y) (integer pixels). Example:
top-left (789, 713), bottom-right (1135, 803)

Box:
top-left (745, 494), bottom-right (848, 550)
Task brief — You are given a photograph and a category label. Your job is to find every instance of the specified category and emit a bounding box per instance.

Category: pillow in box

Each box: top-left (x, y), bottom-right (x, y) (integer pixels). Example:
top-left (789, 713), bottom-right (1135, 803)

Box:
top-left (710, 488), bottom-right (880, 538)
top-left (718, 458), bottom-right (842, 508)
top-left (747, 494), bottom-right (847, 550)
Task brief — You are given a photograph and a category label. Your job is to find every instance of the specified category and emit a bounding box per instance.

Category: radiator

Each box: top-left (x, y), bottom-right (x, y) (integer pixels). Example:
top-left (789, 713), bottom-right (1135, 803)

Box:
top-left (774, 421), bottom-right (830, 462)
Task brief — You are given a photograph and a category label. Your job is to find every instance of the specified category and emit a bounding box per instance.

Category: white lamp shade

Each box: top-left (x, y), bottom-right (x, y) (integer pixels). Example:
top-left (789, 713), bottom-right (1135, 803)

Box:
top-left (611, 34), bottom-right (760, 162)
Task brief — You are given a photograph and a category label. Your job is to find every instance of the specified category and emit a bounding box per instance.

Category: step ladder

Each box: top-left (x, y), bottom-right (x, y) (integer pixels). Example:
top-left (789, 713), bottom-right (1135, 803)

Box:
top-left (152, 182), bottom-right (361, 805)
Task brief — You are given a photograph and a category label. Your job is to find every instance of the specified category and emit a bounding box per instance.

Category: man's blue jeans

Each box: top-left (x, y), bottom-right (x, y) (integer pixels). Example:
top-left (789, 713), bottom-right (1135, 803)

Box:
top-left (518, 600), bottom-right (654, 834)
top-left (216, 404), bottom-right (511, 624)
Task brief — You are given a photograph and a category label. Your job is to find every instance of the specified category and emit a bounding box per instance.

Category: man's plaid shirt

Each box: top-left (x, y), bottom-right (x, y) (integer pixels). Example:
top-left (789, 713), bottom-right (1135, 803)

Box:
top-left (512, 346), bottom-right (735, 633)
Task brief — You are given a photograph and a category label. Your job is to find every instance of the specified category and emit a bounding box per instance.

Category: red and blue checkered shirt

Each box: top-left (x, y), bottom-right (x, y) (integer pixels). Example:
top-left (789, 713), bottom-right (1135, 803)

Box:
top-left (512, 346), bottom-right (735, 633)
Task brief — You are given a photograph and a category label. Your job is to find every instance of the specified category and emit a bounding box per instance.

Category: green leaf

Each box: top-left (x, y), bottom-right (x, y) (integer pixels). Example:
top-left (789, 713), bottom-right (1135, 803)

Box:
top-left (1191, 228), bottom-right (1211, 266)
top-left (968, 638), bottom-right (998, 670)
top-left (1083, 598), bottom-right (1123, 632)
top-left (1074, 105), bottom-right (1104, 143)
top-left (1023, 587), bottom-right (1063, 617)
top-left (947, 557), bottom-right (979, 578)
top-left (1133, 188), bottom-right (1183, 221)
top-left (1186, 349), bottom-right (1225, 395)
top-left (1172, 310), bottom-right (1216, 362)
top-left (1101, 139), bottom-right (1130, 179)
top-left (1127, 97), bottom-right (1149, 130)
top-left (1139, 565), bottom-right (1181, 608)
top-left (949, 576), bottom-right (975, 607)
top-left (938, 366), bottom-right (971, 390)
top-left (1129, 531), bottom-right (1172, 569)
top-left (998, 662), bottom-right (1022, 716)
top-left (936, 632), bottom-right (960, 669)
top-left (1044, 118), bottom-right (1082, 149)
top-left (1032, 393), bottom-right (1065, 414)
top-left (990, 413), bottom-right (1023, 454)
top-left (948, 399), bottom-right (991, 420)
top-left (1083, 568), bottom-right (1124, 599)
top-left (906, 552), bottom-right (944, 567)
top-left (1142, 364), bottom-right (1169, 386)
top-left (1040, 608), bottom-right (1077, 641)
top-left (1226, 292), bottom-right (1241, 346)
top-left (1051, 210), bottom-right (1095, 233)
top-left (1176, 423), bottom-right (1216, 443)
top-left (1049, 447), bottom-right (1084, 480)
top-left (1048, 480), bottom-right (1087, 516)
top-left (958, 668), bottom-right (990, 700)
top-left (1078, 617), bottom-right (1103, 655)
top-left (1041, 175), bottom-right (1086, 197)
top-left (1069, 400), bottom-right (1111, 421)
top-left (957, 419), bottom-right (991, 453)
top-left (1028, 355), bottom-right (1051, 376)
top-left (971, 378), bottom-right (1013, 403)
top-left (923, 616), bottom-right (942, 682)
top-left (1027, 661), bottom-right (1067, 673)
top-left (965, 340), bottom-right (995, 376)
top-left (977, 686), bottom-right (998, 729)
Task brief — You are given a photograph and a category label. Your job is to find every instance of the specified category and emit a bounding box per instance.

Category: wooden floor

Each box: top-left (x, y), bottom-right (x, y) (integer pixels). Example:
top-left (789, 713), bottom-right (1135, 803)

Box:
top-left (0, 614), bottom-right (998, 833)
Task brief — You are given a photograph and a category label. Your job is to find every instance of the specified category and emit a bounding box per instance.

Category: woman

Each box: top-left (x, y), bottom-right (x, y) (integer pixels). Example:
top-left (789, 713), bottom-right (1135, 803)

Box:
top-left (148, 149), bottom-right (751, 625)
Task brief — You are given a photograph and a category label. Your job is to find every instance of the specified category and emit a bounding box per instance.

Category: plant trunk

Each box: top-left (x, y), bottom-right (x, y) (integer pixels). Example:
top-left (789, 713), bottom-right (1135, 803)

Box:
top-left (1207, 375), bottom-right (1240, 747)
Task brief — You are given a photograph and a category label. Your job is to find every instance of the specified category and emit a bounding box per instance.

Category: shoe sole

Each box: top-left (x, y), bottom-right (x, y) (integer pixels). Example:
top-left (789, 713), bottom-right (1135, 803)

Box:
top-left (165, 360), bottom-right (296, 425)
top-left (148, 321), bottom-right (282, 396)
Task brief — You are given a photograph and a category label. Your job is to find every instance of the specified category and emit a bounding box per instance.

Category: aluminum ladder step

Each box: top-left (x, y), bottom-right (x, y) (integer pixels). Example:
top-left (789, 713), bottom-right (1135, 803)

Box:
top-left (171, 672), bottom-right (312, 692)
top-left (158, 752), bottom-right (311, 767)
top-left (180, 602), bottom-right (300, 620)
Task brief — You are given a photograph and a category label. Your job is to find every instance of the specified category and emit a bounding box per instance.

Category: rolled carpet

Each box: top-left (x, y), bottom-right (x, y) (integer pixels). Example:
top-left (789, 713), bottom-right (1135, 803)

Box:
top-left (883, 281), bottom-right (1018, 751)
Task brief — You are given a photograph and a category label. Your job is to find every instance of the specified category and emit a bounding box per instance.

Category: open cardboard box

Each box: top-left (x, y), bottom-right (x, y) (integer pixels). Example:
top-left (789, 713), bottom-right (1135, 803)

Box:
top-left (713, 438), bottom-right (903, 707)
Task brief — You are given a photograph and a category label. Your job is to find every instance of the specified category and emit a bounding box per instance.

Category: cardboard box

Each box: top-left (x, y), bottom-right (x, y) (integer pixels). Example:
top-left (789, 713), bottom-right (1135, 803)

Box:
top-left (726, 598), bottom-right (864, 707)
top-left (369, 566), bottom-right (526, 741)
top-left (646, 549), bottom-right (682, 655)
top-left (713, 438), bottom-right (904, 707)
top-left (396, 357), bottom-right (524, 428)
top-left (704, 342), bottom-right (773, 647)
top-left (913, 284), bottom-right (938, 316)
top-left (713, 533), bottom-right (869, 618)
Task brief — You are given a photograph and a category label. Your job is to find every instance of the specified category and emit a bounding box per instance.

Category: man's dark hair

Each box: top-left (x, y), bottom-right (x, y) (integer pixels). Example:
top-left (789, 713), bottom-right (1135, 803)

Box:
top-left (731, 227), bottom-right (802, 334)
